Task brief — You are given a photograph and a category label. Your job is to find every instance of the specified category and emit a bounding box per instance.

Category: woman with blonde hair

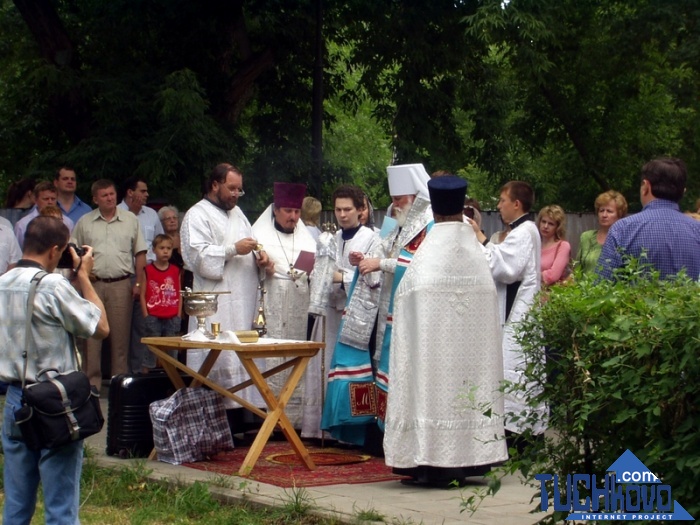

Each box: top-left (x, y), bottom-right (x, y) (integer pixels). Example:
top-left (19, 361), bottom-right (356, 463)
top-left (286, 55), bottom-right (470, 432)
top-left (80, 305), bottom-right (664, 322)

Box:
top-left (301, 196), bottom-right (322, 241)
top-left (538, 205), bottom-right (571, 285)
top-left (576, 190), bottom-right (628, 274)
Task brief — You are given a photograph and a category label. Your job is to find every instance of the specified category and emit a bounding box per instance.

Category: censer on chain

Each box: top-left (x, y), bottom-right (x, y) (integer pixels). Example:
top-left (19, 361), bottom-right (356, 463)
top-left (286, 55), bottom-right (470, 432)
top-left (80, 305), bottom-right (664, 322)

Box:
top-left (252, 245), bottom-right (267, 336)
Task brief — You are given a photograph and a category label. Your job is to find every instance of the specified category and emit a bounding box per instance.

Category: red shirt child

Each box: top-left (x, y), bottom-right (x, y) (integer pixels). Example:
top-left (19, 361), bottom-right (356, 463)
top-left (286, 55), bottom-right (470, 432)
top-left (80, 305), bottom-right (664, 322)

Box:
top-left (139, 234), bottom-right (182, 371)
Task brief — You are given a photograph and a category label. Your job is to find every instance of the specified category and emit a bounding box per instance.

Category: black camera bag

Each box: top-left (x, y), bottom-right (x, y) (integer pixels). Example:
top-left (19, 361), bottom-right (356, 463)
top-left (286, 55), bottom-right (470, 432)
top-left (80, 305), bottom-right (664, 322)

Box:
top-left (15, 369), bottom-right (104, 450)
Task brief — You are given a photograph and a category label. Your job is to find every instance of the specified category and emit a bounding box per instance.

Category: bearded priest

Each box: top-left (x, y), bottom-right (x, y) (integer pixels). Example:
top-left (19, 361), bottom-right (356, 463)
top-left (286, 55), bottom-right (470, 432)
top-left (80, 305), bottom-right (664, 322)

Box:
top-left (384, 175), bottom-right (507, 486)
top-left (251, 182), bottom-right (317, 428)
top-left (357, 164), bottom-right (434, 441)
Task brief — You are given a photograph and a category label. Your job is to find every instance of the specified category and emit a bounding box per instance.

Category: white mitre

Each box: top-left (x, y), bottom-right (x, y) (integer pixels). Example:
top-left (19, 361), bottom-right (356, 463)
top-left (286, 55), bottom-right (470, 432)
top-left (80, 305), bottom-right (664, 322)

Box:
top-left (386, 164), bottom-right (430, 200)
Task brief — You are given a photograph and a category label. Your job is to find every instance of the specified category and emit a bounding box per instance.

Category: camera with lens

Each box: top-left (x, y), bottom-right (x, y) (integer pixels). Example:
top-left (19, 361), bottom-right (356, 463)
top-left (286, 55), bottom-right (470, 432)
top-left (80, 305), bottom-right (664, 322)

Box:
top-left (57, 243), bottom-right (86, 269)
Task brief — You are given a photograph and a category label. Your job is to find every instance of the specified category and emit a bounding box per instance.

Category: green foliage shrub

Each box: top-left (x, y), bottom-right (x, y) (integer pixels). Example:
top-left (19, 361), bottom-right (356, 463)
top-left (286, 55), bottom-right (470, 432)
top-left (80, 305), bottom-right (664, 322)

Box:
top-left (509, 259), bottom-right (700, 521)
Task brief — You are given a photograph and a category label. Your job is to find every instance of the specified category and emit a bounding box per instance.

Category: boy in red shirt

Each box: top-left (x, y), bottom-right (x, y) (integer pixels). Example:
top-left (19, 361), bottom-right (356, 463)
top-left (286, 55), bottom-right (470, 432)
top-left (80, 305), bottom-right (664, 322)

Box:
top-left (139, 234), bottom-right (182, 373)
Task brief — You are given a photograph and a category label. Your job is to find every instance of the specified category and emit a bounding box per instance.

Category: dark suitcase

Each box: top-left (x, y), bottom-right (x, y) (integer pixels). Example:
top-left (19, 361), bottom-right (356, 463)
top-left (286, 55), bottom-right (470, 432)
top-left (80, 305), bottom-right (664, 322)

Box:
top-left (106, 372), bottom-right (188, 458)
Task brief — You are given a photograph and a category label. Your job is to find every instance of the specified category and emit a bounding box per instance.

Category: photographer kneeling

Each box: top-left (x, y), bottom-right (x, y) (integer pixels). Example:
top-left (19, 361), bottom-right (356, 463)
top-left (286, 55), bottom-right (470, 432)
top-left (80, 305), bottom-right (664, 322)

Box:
top-left (0, 216), bottom-right (109, 525)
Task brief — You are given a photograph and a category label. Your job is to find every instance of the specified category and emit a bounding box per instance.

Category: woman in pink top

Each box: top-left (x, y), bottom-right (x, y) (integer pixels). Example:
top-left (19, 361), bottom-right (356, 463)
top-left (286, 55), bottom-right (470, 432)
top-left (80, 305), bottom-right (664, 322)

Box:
top-left (537, 205), bottom-right (571, 286)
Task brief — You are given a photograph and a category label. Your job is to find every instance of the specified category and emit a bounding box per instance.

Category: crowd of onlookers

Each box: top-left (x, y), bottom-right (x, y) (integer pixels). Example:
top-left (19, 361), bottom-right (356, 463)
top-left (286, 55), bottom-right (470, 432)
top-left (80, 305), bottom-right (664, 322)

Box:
top-left (1, 163), bottom-right (699, 383)
top-left (1, 158), bottom-right (699, 523)
top-left (0, 169), bottom-right (195, 386)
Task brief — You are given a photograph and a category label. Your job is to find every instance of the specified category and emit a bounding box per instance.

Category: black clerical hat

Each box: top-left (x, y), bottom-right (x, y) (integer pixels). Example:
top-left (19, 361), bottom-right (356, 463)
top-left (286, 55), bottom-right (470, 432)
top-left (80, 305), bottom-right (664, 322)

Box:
top-left (428, 175), bottom-right (468, 215)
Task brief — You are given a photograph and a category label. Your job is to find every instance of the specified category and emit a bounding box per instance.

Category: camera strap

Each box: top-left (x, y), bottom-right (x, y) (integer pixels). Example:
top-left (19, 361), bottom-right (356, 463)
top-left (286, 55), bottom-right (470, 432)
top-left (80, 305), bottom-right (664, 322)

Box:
top-left (20, 271), bottom-right (49, 390)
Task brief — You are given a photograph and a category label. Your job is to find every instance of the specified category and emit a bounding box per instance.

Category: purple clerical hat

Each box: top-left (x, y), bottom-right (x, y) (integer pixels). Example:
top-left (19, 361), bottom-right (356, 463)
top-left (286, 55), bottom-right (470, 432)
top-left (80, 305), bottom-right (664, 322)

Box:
top-left (274, 182), bottom-right (307, 209)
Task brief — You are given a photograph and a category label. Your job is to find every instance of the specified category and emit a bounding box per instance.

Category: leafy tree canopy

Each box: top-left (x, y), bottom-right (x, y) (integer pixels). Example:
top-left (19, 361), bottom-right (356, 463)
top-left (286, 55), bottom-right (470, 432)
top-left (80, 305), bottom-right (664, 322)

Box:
top-left (1, 0), bottom-right (698, 213)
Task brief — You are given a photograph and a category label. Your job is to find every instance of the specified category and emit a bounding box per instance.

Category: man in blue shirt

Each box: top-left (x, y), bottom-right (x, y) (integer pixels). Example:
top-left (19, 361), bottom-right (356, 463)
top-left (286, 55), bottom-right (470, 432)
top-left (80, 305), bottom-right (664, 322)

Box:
top-left (55, 166), bottom-right (92, 224)
top-left (597, 157), bottom-right (700, 280)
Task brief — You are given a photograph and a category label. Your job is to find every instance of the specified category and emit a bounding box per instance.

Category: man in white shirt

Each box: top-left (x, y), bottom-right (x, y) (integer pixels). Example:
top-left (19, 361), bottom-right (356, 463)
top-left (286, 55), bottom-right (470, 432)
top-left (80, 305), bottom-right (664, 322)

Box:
top-left (118, 176), bottom-right (164, 373)
top-left (118, 176), bottom-right (163, 262)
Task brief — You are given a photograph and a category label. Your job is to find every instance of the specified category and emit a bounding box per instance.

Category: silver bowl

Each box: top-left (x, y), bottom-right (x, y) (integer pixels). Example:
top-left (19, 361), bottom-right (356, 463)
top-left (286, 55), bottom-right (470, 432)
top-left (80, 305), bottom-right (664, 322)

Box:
top-left (181, 290), bottom-right (230, 339)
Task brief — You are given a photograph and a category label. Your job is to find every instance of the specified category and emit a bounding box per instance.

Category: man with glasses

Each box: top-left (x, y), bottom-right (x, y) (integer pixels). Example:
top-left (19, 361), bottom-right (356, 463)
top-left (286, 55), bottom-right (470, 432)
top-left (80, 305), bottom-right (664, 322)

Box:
top-left (180, 163), bottom-right (270, 427)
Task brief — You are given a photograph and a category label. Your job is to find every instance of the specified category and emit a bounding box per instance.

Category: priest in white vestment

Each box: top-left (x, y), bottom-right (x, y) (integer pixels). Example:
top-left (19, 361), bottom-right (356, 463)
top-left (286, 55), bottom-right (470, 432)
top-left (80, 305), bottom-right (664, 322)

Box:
top-left (180, 163), bottom-right (270, 415)
top-left (468, 181), bottom-right (546, 441)
top-left (251, 182), bottom-right (316, 428)
top-left (385, 175), bottom-right (507, 485)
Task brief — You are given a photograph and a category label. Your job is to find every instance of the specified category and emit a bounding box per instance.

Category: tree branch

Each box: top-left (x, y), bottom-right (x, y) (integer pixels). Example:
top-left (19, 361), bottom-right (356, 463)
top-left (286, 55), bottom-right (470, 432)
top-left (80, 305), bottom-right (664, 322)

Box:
top-left (211, 0), bottom-right (275, 123)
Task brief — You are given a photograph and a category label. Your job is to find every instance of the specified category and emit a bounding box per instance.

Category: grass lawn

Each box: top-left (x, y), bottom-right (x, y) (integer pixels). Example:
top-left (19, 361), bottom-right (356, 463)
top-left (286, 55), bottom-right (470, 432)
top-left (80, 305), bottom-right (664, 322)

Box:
top-left (0, 450), bottom-right (344, 524)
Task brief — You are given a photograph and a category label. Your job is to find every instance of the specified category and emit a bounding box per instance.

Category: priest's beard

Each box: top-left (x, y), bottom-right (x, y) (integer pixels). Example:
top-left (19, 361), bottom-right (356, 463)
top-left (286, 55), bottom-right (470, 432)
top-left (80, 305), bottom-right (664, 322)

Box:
top-left (394, 201), bottom-right (414, 227)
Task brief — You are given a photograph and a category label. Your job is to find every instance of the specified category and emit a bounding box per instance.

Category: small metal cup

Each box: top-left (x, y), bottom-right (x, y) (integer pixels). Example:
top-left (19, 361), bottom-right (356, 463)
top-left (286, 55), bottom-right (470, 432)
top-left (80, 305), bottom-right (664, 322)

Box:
top-left (210, 322), bottom-right (221, 337)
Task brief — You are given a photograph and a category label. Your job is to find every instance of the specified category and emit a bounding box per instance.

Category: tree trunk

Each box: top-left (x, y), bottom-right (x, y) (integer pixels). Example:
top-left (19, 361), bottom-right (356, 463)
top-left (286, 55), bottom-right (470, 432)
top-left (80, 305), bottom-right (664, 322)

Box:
top-left (310, 0), bottom-right (324, 198)
top-left (13, 0), bottom-right (92, 143)
top-left (213, 0), bottom-right (275, 123)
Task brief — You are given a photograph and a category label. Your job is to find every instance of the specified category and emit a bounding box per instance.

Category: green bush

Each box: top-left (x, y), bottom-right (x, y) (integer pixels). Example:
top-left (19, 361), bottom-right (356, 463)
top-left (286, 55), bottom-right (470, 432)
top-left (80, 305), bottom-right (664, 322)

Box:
top-left (508, 259), bottom-right (700, 522)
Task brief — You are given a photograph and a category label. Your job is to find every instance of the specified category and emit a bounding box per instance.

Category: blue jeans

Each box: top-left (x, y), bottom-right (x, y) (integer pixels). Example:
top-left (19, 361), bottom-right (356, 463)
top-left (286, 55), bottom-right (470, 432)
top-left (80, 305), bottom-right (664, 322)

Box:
top-left (142, 315), bottom-right (181, 369)
top-left (2, 385), bottom-right (84, 525)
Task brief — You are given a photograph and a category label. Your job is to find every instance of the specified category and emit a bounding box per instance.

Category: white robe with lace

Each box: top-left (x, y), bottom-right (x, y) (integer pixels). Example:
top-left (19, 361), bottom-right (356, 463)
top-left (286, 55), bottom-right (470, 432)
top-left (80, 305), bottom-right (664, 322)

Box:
top-left (252, 206), bottom-right (316, 427)
top-left (482, 219), bottom-right (546, 434)
top-left (180, 199), bottom-right (263, 408)
top-left (384, 222), bottom-right (508, 469)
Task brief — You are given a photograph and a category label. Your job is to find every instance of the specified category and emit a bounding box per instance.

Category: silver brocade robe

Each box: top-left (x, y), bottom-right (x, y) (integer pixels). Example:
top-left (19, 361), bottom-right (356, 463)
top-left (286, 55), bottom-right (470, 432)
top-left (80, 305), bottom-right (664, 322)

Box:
top-left (384, 221), bottom-right (508, 469)
top-left (371, 196), bottom-right (433, 366)
top-left (482, 218), bottom-right (546, 434)
top-left (303, 225), bottom-right (377, 438)
top-left (180, 199), bottom-right (263, 408)
top-left (251, 205), bottom-right (317, 427)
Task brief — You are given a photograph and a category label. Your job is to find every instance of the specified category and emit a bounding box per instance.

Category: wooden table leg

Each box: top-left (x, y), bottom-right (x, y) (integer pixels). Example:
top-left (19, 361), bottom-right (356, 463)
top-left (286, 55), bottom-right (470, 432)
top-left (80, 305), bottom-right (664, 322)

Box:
top-left (150, 347), bottom-right (188, 389)
top-left (189, 348), bottom-right (221, 387)
top-left (272, 356), bottom-right (317, 467)
top-left (237, 356), bottom-right (317, 476)
top-left (143, 339), bottom-right (321, 476)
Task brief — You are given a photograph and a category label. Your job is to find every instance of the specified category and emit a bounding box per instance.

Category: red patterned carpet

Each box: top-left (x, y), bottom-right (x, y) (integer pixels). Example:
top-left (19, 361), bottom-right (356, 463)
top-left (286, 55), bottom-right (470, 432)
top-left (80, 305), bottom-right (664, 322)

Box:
top-left (182, 441), bottom-right (409, 488)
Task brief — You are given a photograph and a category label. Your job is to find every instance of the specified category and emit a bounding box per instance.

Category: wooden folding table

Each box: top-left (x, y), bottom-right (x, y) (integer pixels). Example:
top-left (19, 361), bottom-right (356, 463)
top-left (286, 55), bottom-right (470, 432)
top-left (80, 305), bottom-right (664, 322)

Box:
top-left (141, 336), bottom-right (324, 476)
